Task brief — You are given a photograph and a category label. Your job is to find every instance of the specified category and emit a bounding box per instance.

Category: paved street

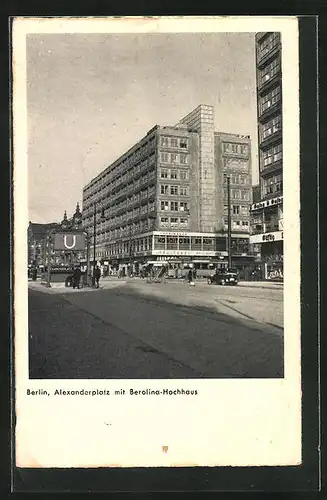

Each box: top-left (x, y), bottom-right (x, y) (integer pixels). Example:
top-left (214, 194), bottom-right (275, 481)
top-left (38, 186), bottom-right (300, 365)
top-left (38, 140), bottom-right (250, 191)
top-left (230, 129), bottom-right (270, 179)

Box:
top-left (28, 279), bottom-right (283, 379)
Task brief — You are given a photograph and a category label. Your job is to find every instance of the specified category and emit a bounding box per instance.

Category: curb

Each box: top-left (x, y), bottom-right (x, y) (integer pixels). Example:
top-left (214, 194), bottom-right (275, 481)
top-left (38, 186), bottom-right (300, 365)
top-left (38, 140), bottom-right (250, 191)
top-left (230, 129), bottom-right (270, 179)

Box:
top-left (150, 280), bottom-right (283, 291)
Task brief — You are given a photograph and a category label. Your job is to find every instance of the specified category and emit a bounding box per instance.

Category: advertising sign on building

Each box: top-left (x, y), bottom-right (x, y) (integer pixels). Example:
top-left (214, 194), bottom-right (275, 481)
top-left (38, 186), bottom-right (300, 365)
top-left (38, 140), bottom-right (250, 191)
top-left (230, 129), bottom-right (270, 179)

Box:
top-left (152, 250), bottom-right (218, 256)
top-left (53, 232), bottom-right (86, 251)
top-left (251, 195), bottom-right (283, 211)
top-left (249, 231), bottom-right (283, 244)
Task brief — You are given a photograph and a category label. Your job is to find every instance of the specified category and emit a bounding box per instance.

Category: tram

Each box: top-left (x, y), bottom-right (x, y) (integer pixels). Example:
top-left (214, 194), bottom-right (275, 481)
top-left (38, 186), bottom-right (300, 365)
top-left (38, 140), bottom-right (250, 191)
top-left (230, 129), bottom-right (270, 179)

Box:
top-left (165, 260), bottom-right (228, 279)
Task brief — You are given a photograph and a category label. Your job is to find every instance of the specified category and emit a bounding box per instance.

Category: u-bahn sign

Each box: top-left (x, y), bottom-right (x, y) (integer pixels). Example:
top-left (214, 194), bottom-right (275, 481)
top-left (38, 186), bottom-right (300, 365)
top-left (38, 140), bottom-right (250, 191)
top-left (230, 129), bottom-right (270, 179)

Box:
top-left (53, 232), bottom-right (86, 251)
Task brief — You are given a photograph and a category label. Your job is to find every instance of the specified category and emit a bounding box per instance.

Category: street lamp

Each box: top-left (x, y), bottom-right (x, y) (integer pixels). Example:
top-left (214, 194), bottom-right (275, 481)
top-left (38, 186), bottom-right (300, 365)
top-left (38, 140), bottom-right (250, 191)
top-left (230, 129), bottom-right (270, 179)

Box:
top-left (226, 175), bottom-right (232, 269)
top-left (92, 202), bottom-right (106, 281)
top-left (129, 225), bottom-right (133, 276)
top-left (92, 201), bottom-right (97, 279)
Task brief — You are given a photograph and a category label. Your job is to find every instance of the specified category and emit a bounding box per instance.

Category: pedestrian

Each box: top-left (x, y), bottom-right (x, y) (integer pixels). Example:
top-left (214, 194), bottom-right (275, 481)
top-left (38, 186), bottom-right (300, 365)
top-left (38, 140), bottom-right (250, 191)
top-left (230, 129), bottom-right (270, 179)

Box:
top-left (32, 266), bottom-right (37, 281)
top-left (187, 268), bottom-right (193, 284)
top-left (73, 265), bottom-right (82, 289)
top-left (94, 266), bottom-right (101, 288)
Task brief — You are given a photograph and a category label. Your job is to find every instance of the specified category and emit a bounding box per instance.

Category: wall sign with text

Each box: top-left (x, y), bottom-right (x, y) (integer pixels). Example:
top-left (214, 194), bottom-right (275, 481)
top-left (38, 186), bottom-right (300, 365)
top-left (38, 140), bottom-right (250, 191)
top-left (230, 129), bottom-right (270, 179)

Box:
top-left (249, 231), bottom-right (283, 244)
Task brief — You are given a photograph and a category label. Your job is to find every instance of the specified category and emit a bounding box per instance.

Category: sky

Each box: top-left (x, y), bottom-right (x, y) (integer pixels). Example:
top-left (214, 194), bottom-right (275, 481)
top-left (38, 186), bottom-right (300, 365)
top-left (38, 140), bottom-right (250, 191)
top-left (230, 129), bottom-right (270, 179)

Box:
top-left (27, 32), bottom-right (258, 224)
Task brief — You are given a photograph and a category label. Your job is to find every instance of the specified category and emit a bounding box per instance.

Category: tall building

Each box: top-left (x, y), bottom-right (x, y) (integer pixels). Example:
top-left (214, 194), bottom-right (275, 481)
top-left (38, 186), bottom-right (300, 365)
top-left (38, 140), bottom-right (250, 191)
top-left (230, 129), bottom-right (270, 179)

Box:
top-left (215, 132), bottom-right (252, 245)
top-left (82, 105), bottom-right (254, 273)
top-left (250, 32), bottom-right (283, 279)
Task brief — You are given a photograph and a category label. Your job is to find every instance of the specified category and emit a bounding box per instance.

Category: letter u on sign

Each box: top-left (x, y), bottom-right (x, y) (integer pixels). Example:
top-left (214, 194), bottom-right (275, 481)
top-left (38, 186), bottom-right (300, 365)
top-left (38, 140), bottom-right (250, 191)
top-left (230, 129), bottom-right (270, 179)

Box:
top-left (64, 235), bottom-right (76, 249)
top-left (53, 232), bottom-right (86, 251)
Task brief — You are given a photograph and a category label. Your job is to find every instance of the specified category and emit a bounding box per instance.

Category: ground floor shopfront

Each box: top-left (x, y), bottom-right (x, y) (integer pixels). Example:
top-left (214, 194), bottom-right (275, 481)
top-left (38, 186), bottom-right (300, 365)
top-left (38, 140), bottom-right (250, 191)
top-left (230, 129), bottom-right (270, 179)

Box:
top-left (249, 231), bottom-right (283, 281)
top-left (93, 231), bottom-right (256, 278)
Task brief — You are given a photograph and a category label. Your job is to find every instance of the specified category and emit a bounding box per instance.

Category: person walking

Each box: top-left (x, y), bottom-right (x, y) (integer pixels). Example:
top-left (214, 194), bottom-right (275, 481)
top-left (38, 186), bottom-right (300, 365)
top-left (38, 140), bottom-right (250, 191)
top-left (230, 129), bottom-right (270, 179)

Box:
top-left (94, 266), bottom-right (101, 288)
top-left (32, 266), bottom-right (37, 281)
top-left (187, 267), bottom-right (193, 284)
top-left (73, 265), bottom-right (82, 289)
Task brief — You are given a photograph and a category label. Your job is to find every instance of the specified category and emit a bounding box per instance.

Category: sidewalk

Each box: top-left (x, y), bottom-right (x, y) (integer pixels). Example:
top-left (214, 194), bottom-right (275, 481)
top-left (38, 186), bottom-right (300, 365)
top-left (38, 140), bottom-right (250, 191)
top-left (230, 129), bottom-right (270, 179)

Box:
top-left (28, 276), bottom-right (283, 294)
top-left (141, 277), bottom-right (283, 290)
top-left (239, 281), bottom-right (283, 290)
top-left (28, 279), bottom-right (127, 294)
top-left (102, 275), bottom-right (283, 289)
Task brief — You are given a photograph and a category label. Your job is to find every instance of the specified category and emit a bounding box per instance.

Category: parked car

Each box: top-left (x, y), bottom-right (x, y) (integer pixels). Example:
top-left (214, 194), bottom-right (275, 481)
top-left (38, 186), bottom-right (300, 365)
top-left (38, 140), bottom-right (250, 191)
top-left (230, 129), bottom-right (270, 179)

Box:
top-left (207, 268), bottom-right (239, 286)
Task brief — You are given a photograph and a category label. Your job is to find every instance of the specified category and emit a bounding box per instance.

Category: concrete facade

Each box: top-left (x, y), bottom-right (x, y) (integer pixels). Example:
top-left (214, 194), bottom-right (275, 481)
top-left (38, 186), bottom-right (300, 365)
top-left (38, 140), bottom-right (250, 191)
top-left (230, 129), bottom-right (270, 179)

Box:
top-left (82, 105), bottom-right (254, 271)
top-left (179, 105), bottom-right (216, 232)
top-left (214, 132), bottom-right (252, 236)
top-left (250, 32), bottom-right (284, 279)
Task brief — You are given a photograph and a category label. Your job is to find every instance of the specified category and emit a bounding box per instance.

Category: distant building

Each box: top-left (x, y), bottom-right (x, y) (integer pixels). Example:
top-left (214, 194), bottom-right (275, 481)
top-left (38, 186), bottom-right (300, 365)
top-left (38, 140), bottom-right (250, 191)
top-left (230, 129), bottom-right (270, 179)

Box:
top-left (27, 203), bottom-right (83, 267)
top-left (214, 132), bottom-right (252, 256)
top-left (27, 221), bottom-right (60, 266)
top-left (250, 32), bottom-right (283, 279)
top-left (82, 104), bottom-right (254, 274)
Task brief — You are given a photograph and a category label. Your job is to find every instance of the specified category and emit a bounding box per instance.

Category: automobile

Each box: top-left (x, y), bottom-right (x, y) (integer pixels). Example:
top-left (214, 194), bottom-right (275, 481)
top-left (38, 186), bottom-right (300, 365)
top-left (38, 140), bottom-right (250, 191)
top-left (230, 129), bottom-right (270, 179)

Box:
top-left (207, 268), bottom-right (239, 286)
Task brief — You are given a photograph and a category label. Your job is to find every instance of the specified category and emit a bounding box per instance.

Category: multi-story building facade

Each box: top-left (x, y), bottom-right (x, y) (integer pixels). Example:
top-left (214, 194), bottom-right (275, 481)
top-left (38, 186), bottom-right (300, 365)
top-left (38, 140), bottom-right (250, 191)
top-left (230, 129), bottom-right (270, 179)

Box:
top-left (250, 32), bottom-right (284, 280)
top-left (215, 132), bottom-right (252, 256)
top-left (252, 185), bottom-right (261, 204)
top-left (27, 204), bottom-right (83, 268)
top-left (82, 105), bottom-right (254, 273)
top-left (28, 221), bottom-right (60, 266)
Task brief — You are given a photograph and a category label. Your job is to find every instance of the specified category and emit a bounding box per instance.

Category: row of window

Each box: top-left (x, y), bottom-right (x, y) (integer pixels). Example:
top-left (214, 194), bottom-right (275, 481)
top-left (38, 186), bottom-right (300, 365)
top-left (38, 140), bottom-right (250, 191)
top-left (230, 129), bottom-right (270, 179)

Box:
top-left (259, 86), bottom-right (281, 115)
top-left (109, 225), bottom-right (154, 239)
top-left (224, 205), bottom-right (250, 216)
top-left (85, 171), bottom-right (157, 207)
top-left (160, 201), bottom-right (188, 212)
top-left (223, 158), bottom-right (249, 172)
top-left (96, 220), bottom-right (156, 239)
top-left (258, 33), bottom-right (280, 60)
top-left (160, 136), bottom-right (188, 149)
top-left (224, 219), bottom-right (249, 228)
top-left (84, 161), bottom-right (156, 202)
top-left (160, 217), bottom-right (188, 226)
top-left (96, 236), bottom-right (251, 256)
top-left (85, 141), bottom-right (156, 195)
top-left (160, 184), bottom-right (188, 196)
top-left (260, 115), bottom-right (282, 140)
top-left (155, 236), bottom-right (216, 245)
top-left (84, 190), bottom-right (156, 219)
top-left (160, 152), bottom-right (188, 164)
top-left (223, 174), bottom-right (250, 185)
top-left (259, 56), bottom-right (281, 86)
top-left (262, 173), bottom-right (283, 195)
top-left (134, 138), bottom-right (156, 159)
top-left (160, 168), bottom-right (189, 180)
top-left (222, 142), bottom-right (249, 155)
top-left (262, 143), bottom-right (282, 167)
top-left (223, 188), bottom-right (251, 201)
top-left (88, 206), bottom-right (156, 228)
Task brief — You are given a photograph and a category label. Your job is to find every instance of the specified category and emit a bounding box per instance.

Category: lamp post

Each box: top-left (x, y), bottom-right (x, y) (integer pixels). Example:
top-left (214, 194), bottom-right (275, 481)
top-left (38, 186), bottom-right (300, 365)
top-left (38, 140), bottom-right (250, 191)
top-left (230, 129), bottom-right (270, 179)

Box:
top-left (93, 201), bottom-right (97, 280)
top-left (128, 225), bottom-right (135, 276)
top-left (92, 202), bottom-right (106, 281)
top-left (46, 230), bottom-right (55, 288)
top-left (226, 175), bottom-right (232, 269)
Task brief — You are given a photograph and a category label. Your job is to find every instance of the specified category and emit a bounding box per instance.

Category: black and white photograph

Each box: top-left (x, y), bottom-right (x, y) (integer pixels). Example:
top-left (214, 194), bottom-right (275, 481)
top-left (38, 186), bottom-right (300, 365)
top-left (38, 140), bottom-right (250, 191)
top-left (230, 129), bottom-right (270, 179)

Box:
top-left (26, 29), bottom-right (284, 379)
top-left (14, 16), bottom-right (301, 469)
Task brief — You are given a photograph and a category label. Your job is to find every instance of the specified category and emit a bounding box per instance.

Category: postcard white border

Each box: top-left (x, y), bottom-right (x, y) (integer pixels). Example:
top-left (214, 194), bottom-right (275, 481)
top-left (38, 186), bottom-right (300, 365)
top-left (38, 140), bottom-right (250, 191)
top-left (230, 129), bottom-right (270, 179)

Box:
top-left (13, 16), bottom-right (301, 468)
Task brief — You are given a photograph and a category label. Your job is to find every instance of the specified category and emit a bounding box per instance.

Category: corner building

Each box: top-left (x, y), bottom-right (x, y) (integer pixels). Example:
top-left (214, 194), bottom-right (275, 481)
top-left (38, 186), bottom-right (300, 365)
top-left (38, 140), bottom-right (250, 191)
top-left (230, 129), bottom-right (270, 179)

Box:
top-left (82, 105), bottom-right (253, 274)
top-left (250, 32), bottom-right (284, 280)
